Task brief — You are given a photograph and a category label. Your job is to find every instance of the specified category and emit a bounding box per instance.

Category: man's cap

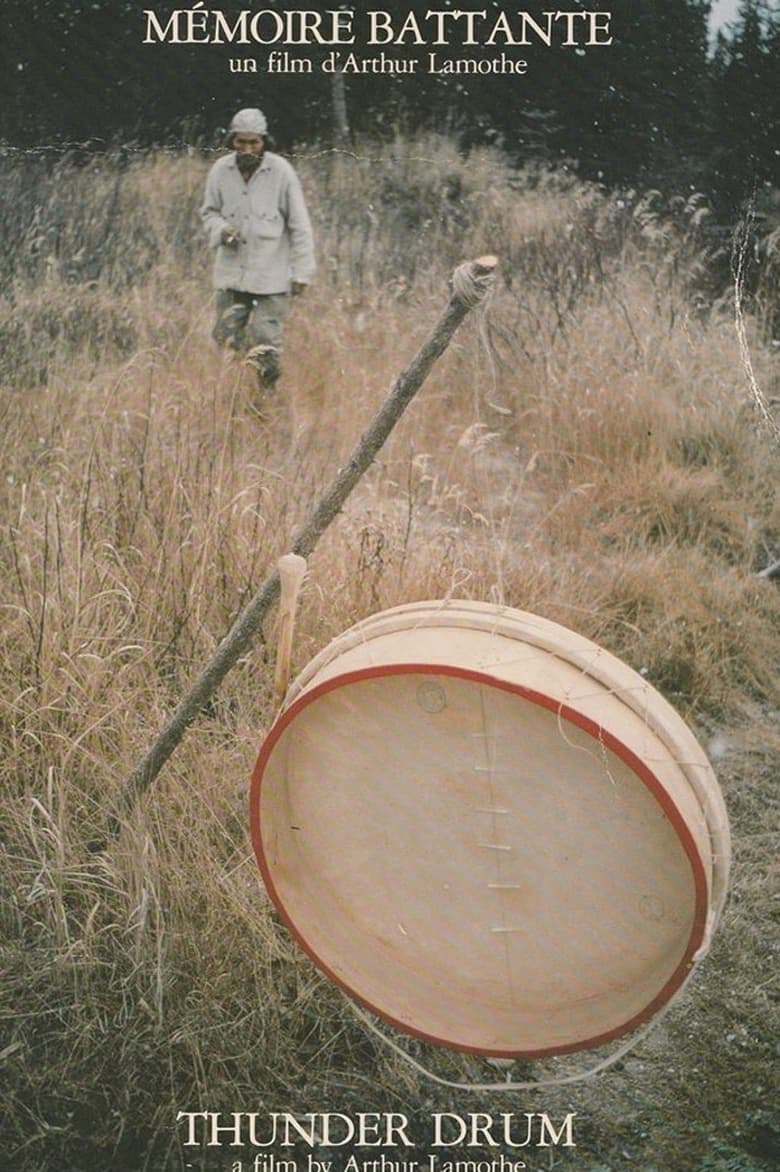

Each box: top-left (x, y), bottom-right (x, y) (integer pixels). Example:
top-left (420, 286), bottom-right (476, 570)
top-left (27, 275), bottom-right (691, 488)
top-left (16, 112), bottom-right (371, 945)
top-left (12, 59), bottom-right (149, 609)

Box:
top-left (229, 108), bottom-right (269, 137)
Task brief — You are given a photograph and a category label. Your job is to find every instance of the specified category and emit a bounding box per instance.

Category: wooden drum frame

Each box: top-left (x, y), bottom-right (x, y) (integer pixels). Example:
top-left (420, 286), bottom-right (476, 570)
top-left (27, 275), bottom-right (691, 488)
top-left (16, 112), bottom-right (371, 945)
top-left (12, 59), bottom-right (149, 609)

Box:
top-left (250, 600), bottom-right (730, 1058)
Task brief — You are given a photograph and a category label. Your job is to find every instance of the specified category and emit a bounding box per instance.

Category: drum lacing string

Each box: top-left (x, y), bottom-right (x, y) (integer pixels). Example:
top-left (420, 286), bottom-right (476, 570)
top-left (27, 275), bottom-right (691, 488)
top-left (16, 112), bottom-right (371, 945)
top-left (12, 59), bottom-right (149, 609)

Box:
top-left (450, 258), bottom-right (513, 594)
top-left (450, 259), bottom-right (504, 427)
top-left (345, 970), bottom-right (696, 1092)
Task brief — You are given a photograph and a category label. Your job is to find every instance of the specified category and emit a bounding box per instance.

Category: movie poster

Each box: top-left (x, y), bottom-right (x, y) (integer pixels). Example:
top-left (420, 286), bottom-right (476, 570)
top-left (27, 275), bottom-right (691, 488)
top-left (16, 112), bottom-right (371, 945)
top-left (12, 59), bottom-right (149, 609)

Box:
top-left (2, 3), bottom-right (778, 1171)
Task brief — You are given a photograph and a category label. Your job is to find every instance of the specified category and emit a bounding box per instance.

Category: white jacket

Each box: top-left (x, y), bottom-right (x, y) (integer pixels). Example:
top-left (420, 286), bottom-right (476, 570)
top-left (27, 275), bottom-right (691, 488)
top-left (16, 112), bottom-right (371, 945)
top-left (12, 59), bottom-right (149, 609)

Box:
top-left (201, 151), bottom-right (316, 294)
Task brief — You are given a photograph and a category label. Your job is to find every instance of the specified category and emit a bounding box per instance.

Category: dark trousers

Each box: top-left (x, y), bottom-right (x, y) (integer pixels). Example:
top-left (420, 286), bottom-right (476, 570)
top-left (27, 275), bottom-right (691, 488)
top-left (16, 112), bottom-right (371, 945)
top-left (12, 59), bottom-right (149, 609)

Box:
top-left (212, 289), bottom-right (289, 354)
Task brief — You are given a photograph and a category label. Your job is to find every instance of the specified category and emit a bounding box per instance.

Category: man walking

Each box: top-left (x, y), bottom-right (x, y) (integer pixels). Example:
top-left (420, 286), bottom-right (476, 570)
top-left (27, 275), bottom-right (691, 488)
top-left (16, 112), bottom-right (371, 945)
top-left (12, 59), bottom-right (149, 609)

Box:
top-left (201, 108), bottom-right (315, 390)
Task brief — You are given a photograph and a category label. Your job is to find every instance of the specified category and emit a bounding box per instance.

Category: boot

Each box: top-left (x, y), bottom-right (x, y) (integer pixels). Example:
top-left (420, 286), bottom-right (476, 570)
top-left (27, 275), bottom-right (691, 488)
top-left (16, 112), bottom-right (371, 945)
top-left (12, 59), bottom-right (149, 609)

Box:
top-left (244, 344), bottom-right (281, 389)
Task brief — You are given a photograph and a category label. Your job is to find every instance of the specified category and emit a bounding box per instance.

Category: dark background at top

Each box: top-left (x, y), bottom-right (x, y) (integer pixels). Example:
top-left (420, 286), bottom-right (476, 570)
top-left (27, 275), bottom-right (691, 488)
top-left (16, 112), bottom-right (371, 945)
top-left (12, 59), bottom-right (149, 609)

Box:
top-left (0, 0), bottom-right (778, 216)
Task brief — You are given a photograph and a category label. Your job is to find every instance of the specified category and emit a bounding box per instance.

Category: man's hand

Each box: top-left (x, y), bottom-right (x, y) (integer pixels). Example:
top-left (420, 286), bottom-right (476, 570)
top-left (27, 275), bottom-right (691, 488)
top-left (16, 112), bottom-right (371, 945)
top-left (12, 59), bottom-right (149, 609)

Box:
top-left (291, 281), bottom-right (307, 296)
top-left (221, 227), bottom-right (239, 247)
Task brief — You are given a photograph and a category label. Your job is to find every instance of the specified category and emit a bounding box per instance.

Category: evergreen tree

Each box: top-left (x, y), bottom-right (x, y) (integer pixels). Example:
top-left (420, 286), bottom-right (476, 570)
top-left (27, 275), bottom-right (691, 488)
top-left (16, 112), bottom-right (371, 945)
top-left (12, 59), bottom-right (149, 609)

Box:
top-left (709, 0), bottom-right (780, 215)
top-left (543, 0), bottom-right (714, 188)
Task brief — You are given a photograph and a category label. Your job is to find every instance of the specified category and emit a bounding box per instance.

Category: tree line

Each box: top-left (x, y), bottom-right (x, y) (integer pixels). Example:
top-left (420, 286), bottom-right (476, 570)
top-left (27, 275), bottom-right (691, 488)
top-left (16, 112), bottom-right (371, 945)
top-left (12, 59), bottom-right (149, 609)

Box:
top-left (1, 0), bottom-right (778, 219)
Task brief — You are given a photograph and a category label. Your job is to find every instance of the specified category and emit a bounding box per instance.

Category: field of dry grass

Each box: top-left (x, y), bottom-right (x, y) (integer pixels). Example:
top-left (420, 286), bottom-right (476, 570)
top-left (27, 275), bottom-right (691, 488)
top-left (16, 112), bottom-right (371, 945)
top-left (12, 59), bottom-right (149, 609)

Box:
top-left (1, 136), bottom-right (779, 1171)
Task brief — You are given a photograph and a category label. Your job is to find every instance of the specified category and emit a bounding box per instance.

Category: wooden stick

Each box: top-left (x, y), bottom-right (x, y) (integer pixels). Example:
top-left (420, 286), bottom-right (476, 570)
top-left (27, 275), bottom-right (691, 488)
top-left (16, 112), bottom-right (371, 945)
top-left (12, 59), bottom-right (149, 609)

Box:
top-left (273, 553), bottom-right (307, 707)
top-left (105, 256), bottom-right (498, 838)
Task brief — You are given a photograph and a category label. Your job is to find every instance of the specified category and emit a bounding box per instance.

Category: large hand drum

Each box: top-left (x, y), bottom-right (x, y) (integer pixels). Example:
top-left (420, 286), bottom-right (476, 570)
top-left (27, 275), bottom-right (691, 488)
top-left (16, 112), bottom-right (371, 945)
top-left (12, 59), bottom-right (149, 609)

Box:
top-left (250, 601), bottom-right (730, 1057)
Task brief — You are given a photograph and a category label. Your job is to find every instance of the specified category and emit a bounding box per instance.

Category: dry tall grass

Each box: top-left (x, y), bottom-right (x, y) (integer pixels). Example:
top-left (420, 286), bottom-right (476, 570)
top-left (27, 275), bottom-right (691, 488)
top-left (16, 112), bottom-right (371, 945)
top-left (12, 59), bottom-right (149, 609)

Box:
top-left (1, 136), bottom-right (778, 1171)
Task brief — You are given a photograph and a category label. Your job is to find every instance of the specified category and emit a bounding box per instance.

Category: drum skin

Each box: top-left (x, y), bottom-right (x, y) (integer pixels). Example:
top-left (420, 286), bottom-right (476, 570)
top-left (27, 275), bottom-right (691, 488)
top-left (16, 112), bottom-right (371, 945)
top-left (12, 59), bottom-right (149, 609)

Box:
top-left (250, 601), bottom-right (731, 1058)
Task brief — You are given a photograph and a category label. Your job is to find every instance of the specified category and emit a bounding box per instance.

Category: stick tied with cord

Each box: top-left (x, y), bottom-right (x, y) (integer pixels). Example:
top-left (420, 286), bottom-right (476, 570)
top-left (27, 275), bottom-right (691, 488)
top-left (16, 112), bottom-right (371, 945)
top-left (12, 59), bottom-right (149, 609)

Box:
top-left (100, 255), bottom-right (498, 843)
top-left (274, 554), bottom-right (307, 708)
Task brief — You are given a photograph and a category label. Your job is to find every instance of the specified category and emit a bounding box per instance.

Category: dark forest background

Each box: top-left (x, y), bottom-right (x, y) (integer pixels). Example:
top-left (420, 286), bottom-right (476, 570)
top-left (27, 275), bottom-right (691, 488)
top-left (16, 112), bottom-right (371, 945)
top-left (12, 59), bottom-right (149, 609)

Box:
top-left (0, 0), bottom-right (778, 219)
